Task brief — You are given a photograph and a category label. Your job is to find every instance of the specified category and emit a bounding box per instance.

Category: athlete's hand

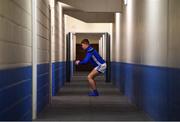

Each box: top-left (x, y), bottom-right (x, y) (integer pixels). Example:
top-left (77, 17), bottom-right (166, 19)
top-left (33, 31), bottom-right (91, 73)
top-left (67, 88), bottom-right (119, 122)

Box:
top-left (75, 60), bottom-right (80, 65)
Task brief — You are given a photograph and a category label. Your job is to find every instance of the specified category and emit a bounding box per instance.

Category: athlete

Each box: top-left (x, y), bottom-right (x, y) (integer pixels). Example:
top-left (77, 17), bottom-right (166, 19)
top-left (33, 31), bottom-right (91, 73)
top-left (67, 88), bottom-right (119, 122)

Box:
top-left (75, 39), bottom-right (107, 96)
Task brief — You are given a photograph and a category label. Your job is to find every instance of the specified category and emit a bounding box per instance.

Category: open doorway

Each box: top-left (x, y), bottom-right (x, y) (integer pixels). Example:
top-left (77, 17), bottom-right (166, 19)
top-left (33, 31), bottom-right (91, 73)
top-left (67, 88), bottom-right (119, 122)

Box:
top-left (75, 33), bottom-right (101, 72)
top-left (75, 44), bottom-right (98, 72)
top-left (66, 32), bottom-right (111, 82)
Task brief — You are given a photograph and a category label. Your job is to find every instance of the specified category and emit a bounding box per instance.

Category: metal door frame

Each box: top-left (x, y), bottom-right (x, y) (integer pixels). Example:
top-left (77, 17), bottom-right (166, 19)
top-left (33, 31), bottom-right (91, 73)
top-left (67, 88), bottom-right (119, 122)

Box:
top-left (104, 33), bottom-right (111, 82)
top-left (66, 32), bottom-right (72, 82)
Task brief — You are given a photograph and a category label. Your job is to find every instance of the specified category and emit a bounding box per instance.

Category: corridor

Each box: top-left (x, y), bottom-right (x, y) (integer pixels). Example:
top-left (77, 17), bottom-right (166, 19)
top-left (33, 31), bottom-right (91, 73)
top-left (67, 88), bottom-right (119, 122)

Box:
top-left (37, 72), bottom-right (150, 121)
top-left (0, 0), bottom-right (180, 121)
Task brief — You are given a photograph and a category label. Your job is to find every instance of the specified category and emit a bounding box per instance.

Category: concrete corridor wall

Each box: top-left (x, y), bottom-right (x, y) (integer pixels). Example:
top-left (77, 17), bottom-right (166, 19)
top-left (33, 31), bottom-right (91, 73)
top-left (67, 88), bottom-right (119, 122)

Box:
top-left (36, 0), bottom-right (50, 115)
top-left (0, 0), bottom-right (65, 120)
top-left (51, 2), bottom-right (66, 96)
top-left (0, 0), bottom-right (32, 120)
top-left (111, 0), bottom-right (180, 120)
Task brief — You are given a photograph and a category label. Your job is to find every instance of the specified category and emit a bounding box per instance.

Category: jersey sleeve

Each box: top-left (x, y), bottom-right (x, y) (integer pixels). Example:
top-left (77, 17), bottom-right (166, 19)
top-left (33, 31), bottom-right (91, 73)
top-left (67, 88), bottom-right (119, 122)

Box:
top-left (79, 52), bottom-right (92, 65)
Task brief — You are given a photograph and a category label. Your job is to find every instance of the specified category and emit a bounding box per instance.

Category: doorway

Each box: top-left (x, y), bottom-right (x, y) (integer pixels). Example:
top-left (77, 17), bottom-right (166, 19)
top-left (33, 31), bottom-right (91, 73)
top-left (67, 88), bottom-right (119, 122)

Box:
top-left (66, 32), bottom-right (111, 82)
top-left (75, 44), bottom-right (99, 72)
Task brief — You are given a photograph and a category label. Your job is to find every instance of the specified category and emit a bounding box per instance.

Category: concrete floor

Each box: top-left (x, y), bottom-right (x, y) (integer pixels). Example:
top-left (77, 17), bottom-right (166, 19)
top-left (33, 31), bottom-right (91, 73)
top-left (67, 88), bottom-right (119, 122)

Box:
top-left (37, 72), bottom-right (151, 121)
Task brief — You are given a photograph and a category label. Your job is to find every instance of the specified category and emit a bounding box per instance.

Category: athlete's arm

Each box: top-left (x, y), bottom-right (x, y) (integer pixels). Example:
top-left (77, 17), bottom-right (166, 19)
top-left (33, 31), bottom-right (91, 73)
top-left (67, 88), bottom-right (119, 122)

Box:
top-left (79, 52), bottom-right (92, 65)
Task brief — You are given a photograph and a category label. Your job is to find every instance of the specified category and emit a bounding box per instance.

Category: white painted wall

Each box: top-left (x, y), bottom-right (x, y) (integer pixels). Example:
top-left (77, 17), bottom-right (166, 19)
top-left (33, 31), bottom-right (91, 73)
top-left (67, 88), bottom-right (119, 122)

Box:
top-left (52, 2), bottom-right (60, 62)
top-left (0, 0), bottom-right (31, 69)
top-left (168, 0), bottom-right (180, 68)
top-left (58, 2), bottom-right (64, 62)
top-left (51, 2), bottom-right (64, 62)
top-left (114, 13), bottom-right (123, 62)
top-left (64, 15), bottom-right (112, 34)
top-left (111, 23), bottom-right (116, 62)
top-left (99, 37), bottom-right (103, 57)
top-left (37, 0), bottom-right (50, 64)
top-left (142, 0), bottom-right (168, 66)
top-left (102, 34), bottom-right (106, 60)
top-left (64, 14), bottom-right (113, 62)
top-left (122, 0), bottom-right (144, 64)
top-left (121, 0), bottom-right (168, 67)
top-left (118, 0), bottom-right (180, 69)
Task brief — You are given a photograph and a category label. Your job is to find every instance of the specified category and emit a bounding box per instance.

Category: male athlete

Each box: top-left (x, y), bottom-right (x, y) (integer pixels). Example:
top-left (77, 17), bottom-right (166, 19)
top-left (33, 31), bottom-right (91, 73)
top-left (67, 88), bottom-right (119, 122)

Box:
top-left (75, 39), bottom-right (107, 96)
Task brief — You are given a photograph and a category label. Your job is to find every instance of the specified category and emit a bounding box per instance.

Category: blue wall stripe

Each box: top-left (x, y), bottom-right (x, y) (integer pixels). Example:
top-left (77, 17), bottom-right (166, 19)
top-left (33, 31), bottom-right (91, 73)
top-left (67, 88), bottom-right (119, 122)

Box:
top-left (0, 95), bottom-right (32, 121)
top-left (37, 73), bottom-right (49, 91)
top-left (52, 62), bottom-right (66, 96)
top-left (0, 62), bottom-right (67, 120)
top-left (0, 79), bottom-right (32, 112)
top-left (37, 63), bottom-right (50, 114)
top-left (0, 66), bottom-right (32, 90)
top-left (140, 65), bottom-right (168, 120)
top-left (168, 68), bottom-right (180, 120)
top-left (37, 86), bottom-right (49, 113)
top-left (20, 109), bottom-right (32, 120)
top-left (111, 62), bottom-right (180, 121)
top-left (110, 62), bottom-right (116, 85)
top-left (37, 63), bottom-right (49, 75)
top-left (111, 62), bottom-right (125, 92)
top-left (0, 66), bottom-right (32, 120)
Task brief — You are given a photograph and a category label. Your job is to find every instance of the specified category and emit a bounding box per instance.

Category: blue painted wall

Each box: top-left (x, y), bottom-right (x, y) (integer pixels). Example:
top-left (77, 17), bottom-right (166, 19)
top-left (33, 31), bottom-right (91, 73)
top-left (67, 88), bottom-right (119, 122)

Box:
top-left (111, 62), bottom-right (180, 120)
top-left (37, 63), bottom-right (50, 114)
top-left (111, 62), bottom-right (116, 85)
top-left (168, 68), bottom-right (180, 120)
top-left (0, 62), bottom-right (67, 120)
top-left (37, 62), bottom-right (66, 113)
top-left (0, 66), bottom-right (32, 120)
top-left (52, 62), bottom-right (66, 96)
top-left (111, 62), bottom-right (125, 93)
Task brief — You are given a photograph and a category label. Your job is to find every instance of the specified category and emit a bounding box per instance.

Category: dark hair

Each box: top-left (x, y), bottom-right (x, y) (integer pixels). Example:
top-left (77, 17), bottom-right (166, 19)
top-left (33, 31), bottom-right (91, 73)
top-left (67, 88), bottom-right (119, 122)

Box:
top-left (81, 39), bottom-right (89, 45)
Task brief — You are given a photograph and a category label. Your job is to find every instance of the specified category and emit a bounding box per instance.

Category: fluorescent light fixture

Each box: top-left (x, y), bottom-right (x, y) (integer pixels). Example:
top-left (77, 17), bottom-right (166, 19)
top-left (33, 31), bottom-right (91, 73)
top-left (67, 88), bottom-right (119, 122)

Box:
top-left (124, 0), bottom-right (128, 5)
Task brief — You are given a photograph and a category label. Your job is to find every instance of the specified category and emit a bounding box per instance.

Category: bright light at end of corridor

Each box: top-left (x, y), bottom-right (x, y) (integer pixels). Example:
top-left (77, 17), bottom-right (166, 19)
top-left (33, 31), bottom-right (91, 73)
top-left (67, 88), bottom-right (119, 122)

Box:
top-left (124, 0), bottom-right (128, 6)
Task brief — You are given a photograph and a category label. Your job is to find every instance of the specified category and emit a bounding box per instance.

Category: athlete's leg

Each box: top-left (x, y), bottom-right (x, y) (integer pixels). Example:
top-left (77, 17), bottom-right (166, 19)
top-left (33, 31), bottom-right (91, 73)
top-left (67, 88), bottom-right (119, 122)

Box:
top-left (87, 68), bottom-right (99, 90)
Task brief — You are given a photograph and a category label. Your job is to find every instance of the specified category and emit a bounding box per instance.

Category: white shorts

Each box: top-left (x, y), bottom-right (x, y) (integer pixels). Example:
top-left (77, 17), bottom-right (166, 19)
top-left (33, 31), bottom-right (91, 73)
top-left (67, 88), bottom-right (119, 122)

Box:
top-left (94, 63), bottom-right (107, 73)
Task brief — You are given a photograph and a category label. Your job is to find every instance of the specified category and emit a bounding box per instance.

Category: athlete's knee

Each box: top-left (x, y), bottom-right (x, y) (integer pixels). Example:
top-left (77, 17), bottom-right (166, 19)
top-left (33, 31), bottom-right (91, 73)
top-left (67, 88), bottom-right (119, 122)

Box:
top-left (87, 75), bottom-right (93, 80)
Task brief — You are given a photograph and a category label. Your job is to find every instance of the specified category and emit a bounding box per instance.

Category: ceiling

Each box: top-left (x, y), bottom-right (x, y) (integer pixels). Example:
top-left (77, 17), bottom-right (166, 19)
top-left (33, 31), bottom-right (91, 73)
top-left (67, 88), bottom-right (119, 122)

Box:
top-left (64, 10), bottom-right (114, 23)
top-left (76, 33), bottom-right (103, 44)
top-left (59, 0), bottom-right (123, 23)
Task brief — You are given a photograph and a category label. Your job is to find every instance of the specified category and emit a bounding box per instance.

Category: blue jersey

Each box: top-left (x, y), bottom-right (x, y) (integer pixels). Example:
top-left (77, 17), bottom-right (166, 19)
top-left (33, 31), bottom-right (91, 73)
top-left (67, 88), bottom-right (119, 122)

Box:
top-left (79, 45), bottom-right (105, 67)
